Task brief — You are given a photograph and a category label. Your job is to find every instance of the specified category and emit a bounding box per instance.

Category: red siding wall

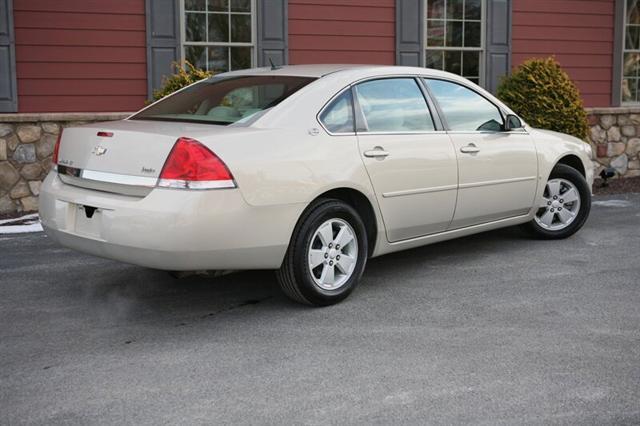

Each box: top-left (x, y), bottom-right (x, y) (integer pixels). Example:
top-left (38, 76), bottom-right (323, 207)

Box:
top-left (512, 0), bottom-right (615, 107)
top-left (288, 0), bottom-right (395, 65)
top-left (13, 0), bottom-right (147, 112)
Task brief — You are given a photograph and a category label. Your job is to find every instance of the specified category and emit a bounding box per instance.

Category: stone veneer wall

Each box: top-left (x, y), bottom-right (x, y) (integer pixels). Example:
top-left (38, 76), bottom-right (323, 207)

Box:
top-left (1, 108), bottom-right (639, 216)
top-left (587, 107), bottom-right (640, 179)
top-left (0, 113), bottom-right (130, 215)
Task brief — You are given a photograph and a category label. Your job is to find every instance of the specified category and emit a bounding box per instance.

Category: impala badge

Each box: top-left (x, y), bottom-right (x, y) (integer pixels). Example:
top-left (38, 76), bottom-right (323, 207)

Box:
top-left (92, 146), bottom-right (108, 156)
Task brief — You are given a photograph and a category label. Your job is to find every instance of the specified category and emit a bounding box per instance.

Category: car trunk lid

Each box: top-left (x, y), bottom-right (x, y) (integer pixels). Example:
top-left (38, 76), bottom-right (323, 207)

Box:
top-left (56, 119), bottom-right (238, 197)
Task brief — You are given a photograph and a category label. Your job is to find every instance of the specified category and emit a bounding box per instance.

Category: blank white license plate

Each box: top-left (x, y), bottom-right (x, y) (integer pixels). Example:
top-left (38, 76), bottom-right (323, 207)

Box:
top-left (74, 205), bottom-right (102, 238)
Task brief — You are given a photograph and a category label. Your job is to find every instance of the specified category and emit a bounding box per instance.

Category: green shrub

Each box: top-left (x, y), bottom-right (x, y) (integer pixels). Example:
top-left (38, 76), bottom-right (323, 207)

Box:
top-left (152, 61), bottom-right (213, 101)
top-left (497, 57), bottom-right (588, 140)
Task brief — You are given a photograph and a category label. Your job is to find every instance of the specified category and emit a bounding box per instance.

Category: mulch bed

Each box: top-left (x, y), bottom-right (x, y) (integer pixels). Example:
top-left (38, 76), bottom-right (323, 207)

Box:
top-left (593, 176), bottom-right (640, 195)
top-left (2, 176), bottom-right (638, 222)
top-left (0, 211), bottom-right (32, 221)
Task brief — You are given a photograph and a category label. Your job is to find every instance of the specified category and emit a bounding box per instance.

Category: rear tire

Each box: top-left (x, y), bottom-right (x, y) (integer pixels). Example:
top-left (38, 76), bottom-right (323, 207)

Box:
top-left (524, 164), bottom-right (591, 239)
top-left (276, 198), bottom-right (368, 306)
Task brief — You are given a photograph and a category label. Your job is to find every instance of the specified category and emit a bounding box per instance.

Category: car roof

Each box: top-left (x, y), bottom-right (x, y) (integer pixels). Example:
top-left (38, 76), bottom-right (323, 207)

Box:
top-left (218, 64), bottom-right (456, 79)
top-left (218, 64), bottom-right (373, 78)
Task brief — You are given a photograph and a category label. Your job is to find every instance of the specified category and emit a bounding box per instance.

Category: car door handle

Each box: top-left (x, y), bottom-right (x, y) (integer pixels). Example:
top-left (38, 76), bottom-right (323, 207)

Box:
top-left (363, 149), bottom-right (390, 158)
top-left (460, 143), bottom-right (480, 154)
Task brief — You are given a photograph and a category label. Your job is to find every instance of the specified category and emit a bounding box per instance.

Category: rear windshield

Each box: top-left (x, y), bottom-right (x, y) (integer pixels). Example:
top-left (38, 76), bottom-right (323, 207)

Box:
top-left (131, 75), bottom-right (316, 125)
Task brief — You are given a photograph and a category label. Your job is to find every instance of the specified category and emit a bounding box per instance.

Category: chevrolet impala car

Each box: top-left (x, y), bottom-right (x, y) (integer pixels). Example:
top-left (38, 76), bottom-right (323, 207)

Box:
top-left (39, 65), bottom-right (593, 306)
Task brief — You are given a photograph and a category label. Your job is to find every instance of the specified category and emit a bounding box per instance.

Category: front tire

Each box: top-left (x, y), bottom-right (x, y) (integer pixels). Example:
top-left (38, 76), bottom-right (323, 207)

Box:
top-left (525, 164), bottom-right (591, 239)
top-left (276, 199), bottom-right (368, 306)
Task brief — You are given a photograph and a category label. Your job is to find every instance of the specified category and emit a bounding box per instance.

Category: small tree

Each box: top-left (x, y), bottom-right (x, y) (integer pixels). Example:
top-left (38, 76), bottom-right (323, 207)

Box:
top-left (497, 57), bottom-right (588, 140)
top-left (152, 61), bottom-right (213, 101)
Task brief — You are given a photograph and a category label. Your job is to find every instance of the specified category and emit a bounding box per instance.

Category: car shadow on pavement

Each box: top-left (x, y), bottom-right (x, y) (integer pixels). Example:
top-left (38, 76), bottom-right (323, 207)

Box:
top-left (70, 225), bottom-right (530, 329)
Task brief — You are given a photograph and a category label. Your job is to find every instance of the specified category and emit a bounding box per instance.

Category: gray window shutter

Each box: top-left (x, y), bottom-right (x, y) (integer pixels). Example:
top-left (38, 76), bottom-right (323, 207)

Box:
top-left (612, 0), bottom-right (624, 106)
top-left (485, 0), bottom-right (511, 94)
top-left (0, 0), bottom-right (17, 112)
top-left (145, 0), bottom-right (180, 99)
top-left (257, 0), bottom-right (288, 67)
top-left (396, 0), bottom-right (424, 66)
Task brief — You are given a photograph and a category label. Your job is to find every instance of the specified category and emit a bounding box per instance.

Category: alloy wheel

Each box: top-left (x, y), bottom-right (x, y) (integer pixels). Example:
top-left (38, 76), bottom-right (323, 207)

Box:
top-left (534, 178), bottom-right (581, 231)
top-left (307, 218), bottom-right (358, 290)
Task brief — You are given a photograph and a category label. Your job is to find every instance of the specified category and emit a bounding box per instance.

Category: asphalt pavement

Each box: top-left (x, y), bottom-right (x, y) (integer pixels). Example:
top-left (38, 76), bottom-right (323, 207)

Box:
top-left (1, 194), bottom-right (639, 425)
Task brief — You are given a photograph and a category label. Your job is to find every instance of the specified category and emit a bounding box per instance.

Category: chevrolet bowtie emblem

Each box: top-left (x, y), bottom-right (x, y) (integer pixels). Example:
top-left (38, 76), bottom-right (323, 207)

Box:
top-left (92, 146), bottom-right (107, 156)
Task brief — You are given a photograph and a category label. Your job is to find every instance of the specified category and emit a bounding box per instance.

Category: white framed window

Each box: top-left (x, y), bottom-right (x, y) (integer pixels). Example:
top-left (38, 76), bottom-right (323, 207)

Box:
top-left (424, 0), bottom-right (485, 86)
top-left (181, 0), bottom-right (256, 73)
top-left (623, 0), bottom-right (640, 103)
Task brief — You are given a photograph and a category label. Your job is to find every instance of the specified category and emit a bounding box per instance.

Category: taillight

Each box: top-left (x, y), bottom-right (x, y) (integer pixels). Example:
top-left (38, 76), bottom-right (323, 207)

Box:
top-left (52, 130), bottom-right (63, 167)
top-left (157, 137), bottom-right (236, 190)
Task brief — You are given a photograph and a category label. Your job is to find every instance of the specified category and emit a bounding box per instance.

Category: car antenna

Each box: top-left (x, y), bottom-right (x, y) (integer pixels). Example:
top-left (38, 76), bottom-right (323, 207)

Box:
top-left (269, 57), bottom-right (281, 70)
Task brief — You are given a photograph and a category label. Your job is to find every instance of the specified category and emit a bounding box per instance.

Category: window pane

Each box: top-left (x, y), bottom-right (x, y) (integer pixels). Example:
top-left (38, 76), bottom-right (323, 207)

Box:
top-left (446, 21), bottom-right (463, 47)
top-left (444, 51), bottom-right (461, 74)
top-left (465, 0), bottom-right (482, 20)
top-left (462, 51), bottom-right (479, 77)
top-left (447, 0), bottom-right (464, 19)
top-left (626, 25), bottom-right (640, 50)
top-left (426, 0), bottom-right (445, 19)
top-left (355, 79), bottom-right (435, 132)
top-left (425, 79), bottom-right (503, 131)
top-left (628, 0), bottom-right (640, 24)
top-left (208, 46), bottom-right (229, 73)
top-left (426, 50), bottom-right (444, 70)
top-left (185, 0), bottom-right (206, 11)
top-left (208, 13), bottom-right (229, 42)
top-left (230, 46), bottom-right (251, 70)
top-left (231, 0), bottom-right (251, 12)
top-left (185, 45), bottom-right (207, 70)
top-left (624, 52), bottom-right (640, 77)
top-left (320, 90), bottom-right (355, 133)
top-left (186, 13), bottom-right (206, 42)
top-left (208, 0), bottom-right (228, 12)
top-left (132, 76), bottom-right (315, 125)
top-left (464, 21), bottom-right (481, 47)
top-left (623, 78), bottom-right (638, 102)
top-left (231, 14), bottom-right (252, 42)
top-left (426, 20), bottom-right (445, 47)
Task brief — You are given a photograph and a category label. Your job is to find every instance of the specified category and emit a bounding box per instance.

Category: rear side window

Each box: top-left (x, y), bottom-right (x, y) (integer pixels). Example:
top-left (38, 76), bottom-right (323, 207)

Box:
top-left (354, 78), bottom-right (435, 132)
top-left (319, 90), bottom-right (355, 133)
top-left (131, 75), bottom-right (315, 125)
top-left (424, 79), bottom-right (504, 132)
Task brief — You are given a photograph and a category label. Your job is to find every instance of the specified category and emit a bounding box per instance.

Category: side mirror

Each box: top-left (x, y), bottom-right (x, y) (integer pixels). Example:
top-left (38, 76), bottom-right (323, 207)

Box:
top-left (504, 114), bottom-right (523, 131)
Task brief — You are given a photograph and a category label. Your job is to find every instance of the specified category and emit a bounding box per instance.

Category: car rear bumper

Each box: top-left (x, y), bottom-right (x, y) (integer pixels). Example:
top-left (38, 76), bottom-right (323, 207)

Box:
top-left (39, 172), bottom-right (304, 271)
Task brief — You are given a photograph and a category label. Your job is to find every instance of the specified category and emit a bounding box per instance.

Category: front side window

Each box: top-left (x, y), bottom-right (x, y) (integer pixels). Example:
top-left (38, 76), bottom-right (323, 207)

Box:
top-left (183, 0), bottom-right (254, 73)
top-left (425, 79), bottom-right (503, 131)
top-left (623, 0), bottom-right (640, 102)
top-left (132, 76), bottom-right (315, 125)
top-left (354, 78), bottom-right (435, 132)
top-left (320, 90), bottom-right (355, 133)
top-left (425, 0), bottom-right (483, 85)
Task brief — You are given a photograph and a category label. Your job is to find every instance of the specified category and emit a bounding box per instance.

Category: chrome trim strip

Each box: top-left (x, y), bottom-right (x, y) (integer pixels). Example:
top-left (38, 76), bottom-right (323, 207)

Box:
top-left (358, 130), bottom-right (447, 136)
top-left (445, 130), bottom-right (530, 135)
top-left (458, 176), bottom-right (537, 189)
top-left (80, 169), bottom-right (158, 187)
top-left (383, 176), bottom-right (536, 198)
top-left (58, 167), bottom-right (237, 190)
top-left (382, 184), bottom-right (457, 198)
top-left (157, 179), bottom-right (236, 190)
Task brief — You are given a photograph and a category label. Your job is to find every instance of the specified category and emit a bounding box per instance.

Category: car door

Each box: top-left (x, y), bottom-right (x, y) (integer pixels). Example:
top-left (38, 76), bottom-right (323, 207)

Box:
top-left (352, 77), bottom-right (458, 242)
top-left (424, 78), bottom-right (538, 229)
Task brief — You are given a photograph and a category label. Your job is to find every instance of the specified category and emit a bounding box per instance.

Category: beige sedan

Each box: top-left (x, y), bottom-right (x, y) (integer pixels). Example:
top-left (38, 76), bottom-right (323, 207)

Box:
top-left (39, 65), bottom-right (593, 306)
